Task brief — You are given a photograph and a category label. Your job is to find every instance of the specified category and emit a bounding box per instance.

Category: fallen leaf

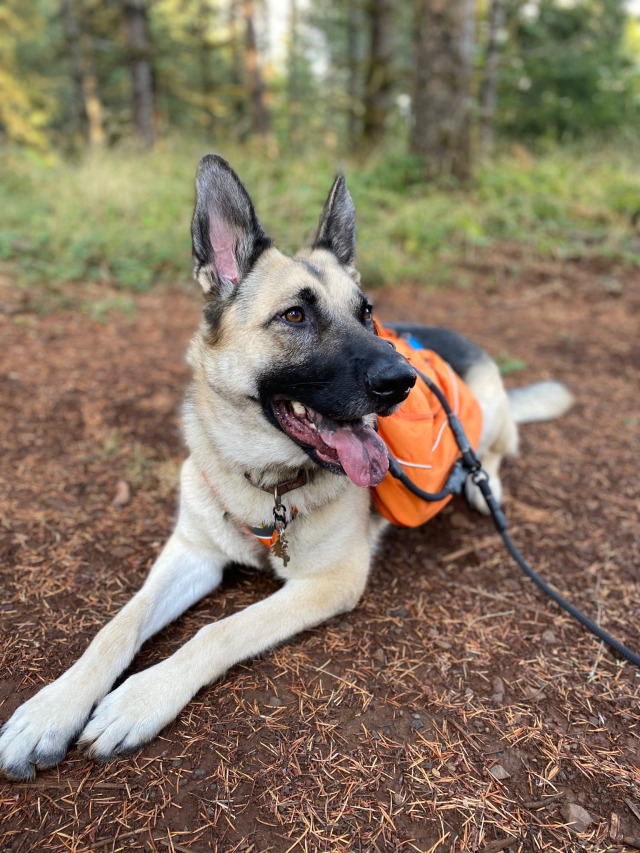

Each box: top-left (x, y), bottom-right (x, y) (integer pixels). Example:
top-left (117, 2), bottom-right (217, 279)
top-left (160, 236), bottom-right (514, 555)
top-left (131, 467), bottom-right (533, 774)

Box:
top-left (112, 479), bottom-right (131, 508)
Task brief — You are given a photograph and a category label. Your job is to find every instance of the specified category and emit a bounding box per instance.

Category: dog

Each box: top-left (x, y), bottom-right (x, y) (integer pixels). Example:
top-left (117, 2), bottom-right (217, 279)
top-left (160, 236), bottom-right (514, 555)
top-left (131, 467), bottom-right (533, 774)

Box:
top-left (0, 155), bottom-right (573, 780)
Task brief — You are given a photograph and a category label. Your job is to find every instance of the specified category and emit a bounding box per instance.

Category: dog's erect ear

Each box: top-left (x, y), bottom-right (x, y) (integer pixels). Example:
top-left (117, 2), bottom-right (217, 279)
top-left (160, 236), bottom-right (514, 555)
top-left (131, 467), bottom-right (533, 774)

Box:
top-left (312, 175), bottom-right (356, 268)
top-left (191, 155), bottom-right (272, 294)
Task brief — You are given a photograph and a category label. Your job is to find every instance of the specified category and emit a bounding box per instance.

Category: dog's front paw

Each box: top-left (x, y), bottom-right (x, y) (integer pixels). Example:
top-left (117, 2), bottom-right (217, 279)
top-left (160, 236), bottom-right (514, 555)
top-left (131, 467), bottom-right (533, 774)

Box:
top-left (0, 680), bottom-right (93, 780)
top-left (78, 669), bottom-right (186, 761)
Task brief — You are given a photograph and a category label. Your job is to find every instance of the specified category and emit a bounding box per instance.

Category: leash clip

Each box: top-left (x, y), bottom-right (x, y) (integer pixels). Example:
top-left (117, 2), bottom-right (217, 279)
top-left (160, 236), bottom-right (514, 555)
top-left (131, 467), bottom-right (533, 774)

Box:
top-left (270, 488), bottom-right (291, 566)
top-left (272, 489), bottom-right (288, 530)
top-left (471, 467), bottom-right (488, 485)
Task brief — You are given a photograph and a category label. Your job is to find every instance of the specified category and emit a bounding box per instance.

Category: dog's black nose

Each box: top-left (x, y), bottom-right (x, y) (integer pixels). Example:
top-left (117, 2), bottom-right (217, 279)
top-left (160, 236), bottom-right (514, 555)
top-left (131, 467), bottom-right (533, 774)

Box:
top-left (365, 357), bottom-right (416, 407)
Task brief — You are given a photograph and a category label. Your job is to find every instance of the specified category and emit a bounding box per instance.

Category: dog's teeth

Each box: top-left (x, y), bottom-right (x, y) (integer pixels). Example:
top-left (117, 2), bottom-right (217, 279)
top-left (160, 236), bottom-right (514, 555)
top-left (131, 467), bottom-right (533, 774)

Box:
top-left (291, 401), bottom-right (306, 416)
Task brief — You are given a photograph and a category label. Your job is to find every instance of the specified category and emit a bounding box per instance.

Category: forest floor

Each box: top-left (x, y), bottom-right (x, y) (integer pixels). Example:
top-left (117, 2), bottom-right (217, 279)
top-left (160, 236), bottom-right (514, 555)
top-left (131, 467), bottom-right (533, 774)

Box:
top-left (0, 246), bottom-right (639, 852)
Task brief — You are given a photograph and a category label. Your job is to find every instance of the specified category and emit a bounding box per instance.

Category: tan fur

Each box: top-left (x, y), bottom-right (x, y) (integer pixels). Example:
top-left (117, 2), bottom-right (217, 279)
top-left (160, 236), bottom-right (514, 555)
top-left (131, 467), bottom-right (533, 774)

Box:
top-left (0, 173), bottom-right (556, 780)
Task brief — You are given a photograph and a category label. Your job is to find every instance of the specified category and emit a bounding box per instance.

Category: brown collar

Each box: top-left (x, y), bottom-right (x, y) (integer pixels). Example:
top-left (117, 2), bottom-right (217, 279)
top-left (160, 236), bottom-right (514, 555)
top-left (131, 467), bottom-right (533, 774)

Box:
top-left (245, 469), bottom-right (309, 496)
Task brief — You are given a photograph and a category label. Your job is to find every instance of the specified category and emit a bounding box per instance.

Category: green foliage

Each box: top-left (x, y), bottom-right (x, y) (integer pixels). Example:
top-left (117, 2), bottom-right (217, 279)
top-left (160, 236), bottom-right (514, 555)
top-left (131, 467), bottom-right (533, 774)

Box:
top-left (0, 144), bottom-right (194, 289)
top-left (0, 140), bottom-right (638, 297)
top-left (494, 353), bottom-right (528, 376)
top-left (500, 0), bottom-right (640, 140)
top-left (0, 0), bottom-right (59, 148)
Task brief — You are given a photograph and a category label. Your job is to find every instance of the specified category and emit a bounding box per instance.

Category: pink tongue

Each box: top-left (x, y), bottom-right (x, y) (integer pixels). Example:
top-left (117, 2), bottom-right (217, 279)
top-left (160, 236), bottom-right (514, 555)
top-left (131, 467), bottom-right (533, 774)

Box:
top-left (321, 418), bottom-right (389, 488)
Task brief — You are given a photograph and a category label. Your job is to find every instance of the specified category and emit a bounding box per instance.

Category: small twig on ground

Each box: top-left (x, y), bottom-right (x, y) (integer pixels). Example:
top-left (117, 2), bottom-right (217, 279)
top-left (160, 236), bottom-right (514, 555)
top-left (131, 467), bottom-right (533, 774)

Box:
top-left (441, 528), bottom-right (520, 564)
top-left (625, 798), bottom-right (640, 824)
top-left (522, 792), bottom-right (565, 809)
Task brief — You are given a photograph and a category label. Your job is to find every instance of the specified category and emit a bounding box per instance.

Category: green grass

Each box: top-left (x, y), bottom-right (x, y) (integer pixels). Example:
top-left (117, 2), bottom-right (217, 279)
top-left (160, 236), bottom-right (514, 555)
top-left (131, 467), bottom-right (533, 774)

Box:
top-left (494, 352), bottom-right (528, 376)
top-left (0, 139), bottom-right (638, 296)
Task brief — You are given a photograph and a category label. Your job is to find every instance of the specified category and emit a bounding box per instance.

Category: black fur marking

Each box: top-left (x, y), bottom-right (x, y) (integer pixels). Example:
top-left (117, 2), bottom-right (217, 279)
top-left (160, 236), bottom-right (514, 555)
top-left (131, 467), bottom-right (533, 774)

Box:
top-left (296, 259), bottom-right (323, 281)
top-left (0, 721), bottom-right (87, 779)
top-left (2, 759), bottom-right (36, 781)
top-left (388, 324), bottom-right (488, 378)
top-left (294, 286), bottom-right (319, 308)
top-left (312, 175), bottom-right (356, 267)
top-left (202, 281), bottom-right (244, 342)
top-left (203, 294), bottom-right (228, 338)
top-left (34, 736), bottom-right (75, 769)
top-left (111, 737), bottom-right (154, 758)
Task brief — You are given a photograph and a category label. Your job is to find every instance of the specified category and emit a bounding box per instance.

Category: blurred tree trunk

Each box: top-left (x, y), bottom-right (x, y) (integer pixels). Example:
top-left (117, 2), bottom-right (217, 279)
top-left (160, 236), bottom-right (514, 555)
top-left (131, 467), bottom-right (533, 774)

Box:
top-left (198, 0), bottom-right (215, 134)
top-left (478, 0), bottom-right (506, 155)
top-left (122, 0), bottom-right (155, 147)
top-left (410, 0), bottom-right (476, 181)
top-left (346, 0), bottom-right (361, 149)
top-left (362, 0), bottom-right (396, 147)
top-left (288, 0), bottom-right (301, 152)
top-left (228, 0), bottom-right (247, 138)
top-left (61, 0), bottom-right (105, 148)
top-left (242, 0), bottom-right (271, 140)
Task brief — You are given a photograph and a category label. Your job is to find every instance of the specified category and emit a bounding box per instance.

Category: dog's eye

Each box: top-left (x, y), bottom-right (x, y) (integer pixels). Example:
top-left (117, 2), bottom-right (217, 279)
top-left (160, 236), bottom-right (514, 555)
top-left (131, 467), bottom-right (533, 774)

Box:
top-left (363, 304), bottom-right (373, 322)
top-left (283, 307), bottom-right (305, 324)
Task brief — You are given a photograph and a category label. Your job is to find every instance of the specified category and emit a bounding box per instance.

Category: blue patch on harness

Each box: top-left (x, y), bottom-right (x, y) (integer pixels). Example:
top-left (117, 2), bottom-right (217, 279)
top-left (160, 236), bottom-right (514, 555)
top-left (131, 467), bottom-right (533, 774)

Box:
top-left (406, 335), bottom-right (424, 351)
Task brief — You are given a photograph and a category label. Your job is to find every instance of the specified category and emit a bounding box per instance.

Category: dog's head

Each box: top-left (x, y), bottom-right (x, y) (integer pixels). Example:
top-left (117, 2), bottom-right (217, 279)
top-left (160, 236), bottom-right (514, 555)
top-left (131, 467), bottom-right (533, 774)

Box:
top-left (190, 155), bottom-right (416, 487)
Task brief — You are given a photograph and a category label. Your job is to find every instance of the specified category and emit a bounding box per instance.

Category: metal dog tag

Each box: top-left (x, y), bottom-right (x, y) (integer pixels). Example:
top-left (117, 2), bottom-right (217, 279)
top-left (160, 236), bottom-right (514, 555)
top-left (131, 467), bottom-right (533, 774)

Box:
top-left (270, 530), bottom-right (290, 566)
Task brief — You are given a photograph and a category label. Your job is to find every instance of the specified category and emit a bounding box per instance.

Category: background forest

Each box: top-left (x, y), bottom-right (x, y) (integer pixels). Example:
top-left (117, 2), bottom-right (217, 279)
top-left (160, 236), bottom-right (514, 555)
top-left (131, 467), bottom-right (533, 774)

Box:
top-left (1, 0), bottom-right (639, 292)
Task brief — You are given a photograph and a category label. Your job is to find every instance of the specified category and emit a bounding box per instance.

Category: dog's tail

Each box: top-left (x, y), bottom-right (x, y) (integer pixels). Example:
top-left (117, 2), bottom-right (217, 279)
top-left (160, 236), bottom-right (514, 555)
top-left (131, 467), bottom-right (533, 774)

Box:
top-left (508, 381), bottom-right (574, 425)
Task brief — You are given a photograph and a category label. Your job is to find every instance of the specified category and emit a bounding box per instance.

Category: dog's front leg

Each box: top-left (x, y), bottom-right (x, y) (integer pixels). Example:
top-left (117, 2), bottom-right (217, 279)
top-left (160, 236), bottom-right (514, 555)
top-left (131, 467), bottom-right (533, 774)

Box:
top-left (0, 531), bottom-right (227, 780)
top-left (78, 552), bottom-right (370, 761)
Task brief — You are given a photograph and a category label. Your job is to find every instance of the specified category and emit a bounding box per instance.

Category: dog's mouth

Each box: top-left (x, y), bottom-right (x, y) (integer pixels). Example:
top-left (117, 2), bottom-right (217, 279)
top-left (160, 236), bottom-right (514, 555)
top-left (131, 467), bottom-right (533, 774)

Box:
top-left (270, 398), bottom-right (389, 488)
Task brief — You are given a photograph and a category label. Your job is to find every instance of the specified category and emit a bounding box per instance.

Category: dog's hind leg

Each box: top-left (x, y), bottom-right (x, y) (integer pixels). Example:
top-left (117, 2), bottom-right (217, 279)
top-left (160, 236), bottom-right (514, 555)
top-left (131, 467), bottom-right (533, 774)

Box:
top-left (461, 362), bottom-right (574, 514)
top-left (461, 356), bottom-right (519, 515)
top-left (0, 469), bottom-right (229, 780)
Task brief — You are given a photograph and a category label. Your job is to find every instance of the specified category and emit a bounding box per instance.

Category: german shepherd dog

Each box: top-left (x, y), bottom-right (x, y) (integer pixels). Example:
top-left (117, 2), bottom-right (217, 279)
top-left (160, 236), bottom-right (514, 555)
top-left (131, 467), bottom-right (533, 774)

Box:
top-left (0, 156), bottom-right (572, 780)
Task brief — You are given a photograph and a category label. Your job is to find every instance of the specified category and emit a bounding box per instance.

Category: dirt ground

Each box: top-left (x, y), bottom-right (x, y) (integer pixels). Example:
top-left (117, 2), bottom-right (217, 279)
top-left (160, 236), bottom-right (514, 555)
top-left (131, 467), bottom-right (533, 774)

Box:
top-left (0, 247), bottom-right (639, 852)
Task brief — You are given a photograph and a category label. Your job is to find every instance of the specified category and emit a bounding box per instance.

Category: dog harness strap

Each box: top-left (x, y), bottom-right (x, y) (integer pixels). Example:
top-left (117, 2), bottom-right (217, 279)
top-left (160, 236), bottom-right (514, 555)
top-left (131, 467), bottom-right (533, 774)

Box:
top-left (371, 322), bottom-right (484, 528)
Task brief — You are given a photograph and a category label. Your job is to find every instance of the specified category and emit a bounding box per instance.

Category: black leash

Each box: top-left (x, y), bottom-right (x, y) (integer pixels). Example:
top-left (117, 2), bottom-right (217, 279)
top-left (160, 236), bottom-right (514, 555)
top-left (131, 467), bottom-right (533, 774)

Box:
top-left (387, 368), bottom-right (640, 670)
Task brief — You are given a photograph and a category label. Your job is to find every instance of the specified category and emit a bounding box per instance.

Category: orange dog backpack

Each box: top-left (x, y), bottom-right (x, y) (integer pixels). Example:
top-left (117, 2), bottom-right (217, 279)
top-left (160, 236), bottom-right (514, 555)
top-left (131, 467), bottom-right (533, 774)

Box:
top-left (372, 323), bottom-right (483, 527)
